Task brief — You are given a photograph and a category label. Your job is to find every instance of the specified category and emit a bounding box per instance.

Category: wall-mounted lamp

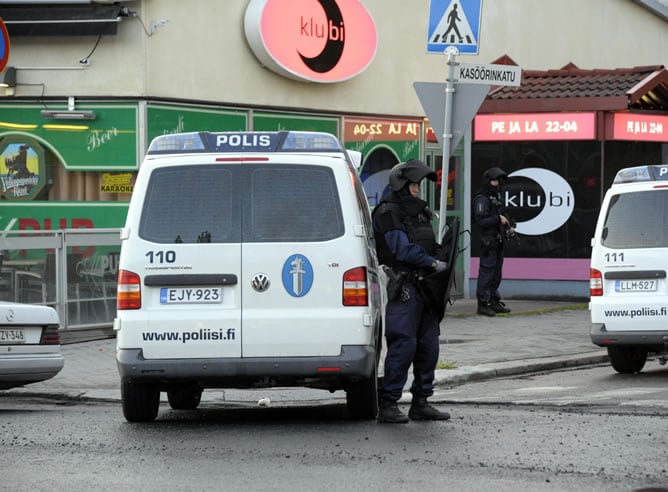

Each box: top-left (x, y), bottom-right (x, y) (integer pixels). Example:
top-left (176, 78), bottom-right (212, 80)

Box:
top-left (41, 109), bottom-right (96, 120)
top-left (0, 67), bottom-right (17, 88)
top-left (41, 96), bottom-right (96, 120)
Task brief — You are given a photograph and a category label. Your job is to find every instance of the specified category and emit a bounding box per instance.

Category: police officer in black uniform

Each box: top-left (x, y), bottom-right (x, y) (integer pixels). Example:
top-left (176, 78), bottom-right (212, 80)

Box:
top-left (372, 160), bottom-right (451, 424)
top-left (472, 167), bottom-right (514, 317)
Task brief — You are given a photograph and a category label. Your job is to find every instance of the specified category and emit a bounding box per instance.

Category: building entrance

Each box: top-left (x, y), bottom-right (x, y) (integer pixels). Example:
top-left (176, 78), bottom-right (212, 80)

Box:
top-left (425, 147), bottom-right (464, 298)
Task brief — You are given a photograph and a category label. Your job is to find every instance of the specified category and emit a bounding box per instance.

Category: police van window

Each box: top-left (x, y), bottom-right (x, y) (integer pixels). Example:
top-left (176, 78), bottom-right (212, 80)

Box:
top-left (601, 190), bottom-right (668, 248)
top-left (351, 166), bottom-right (374, 238)
top-left (246, 166), bottom-right (344, 242)
top-left (139, 166), bottom-right (240, 244)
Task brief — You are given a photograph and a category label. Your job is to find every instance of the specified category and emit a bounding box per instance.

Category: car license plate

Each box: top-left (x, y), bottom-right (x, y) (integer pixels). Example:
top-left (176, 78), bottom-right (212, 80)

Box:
top-left (615, 280), bottom-right (657, 292)
top-left (160, 287), bottom-right (223, 304)
top-left (0, 328), bottom-right (26, 344)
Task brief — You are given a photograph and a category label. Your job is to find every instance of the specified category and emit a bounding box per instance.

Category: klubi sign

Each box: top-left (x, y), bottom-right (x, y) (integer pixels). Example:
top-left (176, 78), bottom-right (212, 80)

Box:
top-left (244, 0), bottom-right (377, 83)
top-left (506, 168), bottom-right (574, 236)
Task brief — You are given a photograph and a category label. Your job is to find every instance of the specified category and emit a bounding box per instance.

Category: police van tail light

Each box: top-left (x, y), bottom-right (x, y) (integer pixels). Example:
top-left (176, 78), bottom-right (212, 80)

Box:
top-left (343, 267), bottom-right (369, 306)
top-left (590, 268), bottom-right (603, 296)
top-left (117, 269), bottom-right (142, 310)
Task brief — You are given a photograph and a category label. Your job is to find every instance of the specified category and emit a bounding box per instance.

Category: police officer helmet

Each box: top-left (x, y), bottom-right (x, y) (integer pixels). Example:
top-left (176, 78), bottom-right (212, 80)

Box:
top-left (482, 167), bottom-right (508, 183)
top-left (388, 159), bottom-right (437, 191)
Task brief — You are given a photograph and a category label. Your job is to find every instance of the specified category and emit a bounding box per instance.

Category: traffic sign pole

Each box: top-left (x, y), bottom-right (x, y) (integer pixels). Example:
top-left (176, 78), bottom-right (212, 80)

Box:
top-left (438, 46), bottom-right (458, 242)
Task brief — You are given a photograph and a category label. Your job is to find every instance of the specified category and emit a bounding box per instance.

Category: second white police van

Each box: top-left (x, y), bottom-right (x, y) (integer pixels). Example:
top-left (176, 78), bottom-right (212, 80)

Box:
top-left (115, 131), bottom-right (383, 422)
top-left (590, 164), bottom-right (668, 373)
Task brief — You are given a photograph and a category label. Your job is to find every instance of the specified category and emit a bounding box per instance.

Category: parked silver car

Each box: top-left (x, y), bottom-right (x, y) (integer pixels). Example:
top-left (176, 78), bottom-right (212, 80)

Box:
top-left (0, 301), bottom-right (64, 390)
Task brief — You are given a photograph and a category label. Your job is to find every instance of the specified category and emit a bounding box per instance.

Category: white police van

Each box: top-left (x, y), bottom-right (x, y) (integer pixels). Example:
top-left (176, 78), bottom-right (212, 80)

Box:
top-left (590, 164), bottom-right (668, 373)
top-left (115, 131), bottom-right (383, 421)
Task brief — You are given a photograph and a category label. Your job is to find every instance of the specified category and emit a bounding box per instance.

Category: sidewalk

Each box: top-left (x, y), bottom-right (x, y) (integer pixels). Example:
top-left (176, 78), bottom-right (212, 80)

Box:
top-left (7, 298), bottom-right (604, 404)
top-left (430, 298), bottom-right (605, 394)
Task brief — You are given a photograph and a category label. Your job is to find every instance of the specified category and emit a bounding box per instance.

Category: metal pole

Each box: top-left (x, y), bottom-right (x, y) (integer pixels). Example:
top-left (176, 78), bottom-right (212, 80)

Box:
top-left (438, 46), bottom-right (458, 242)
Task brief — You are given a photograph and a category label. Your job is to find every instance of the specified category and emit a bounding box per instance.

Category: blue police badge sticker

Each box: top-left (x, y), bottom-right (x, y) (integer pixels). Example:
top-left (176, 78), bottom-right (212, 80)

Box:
top-left (281, 254), bottom-right (314, 297)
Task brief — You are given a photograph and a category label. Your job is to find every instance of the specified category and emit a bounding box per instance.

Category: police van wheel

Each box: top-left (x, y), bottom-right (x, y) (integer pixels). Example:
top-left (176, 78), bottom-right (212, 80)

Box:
top-left (608, 346), bottom-right (648, 374)
top-left (121, 378), bottom-right (160, 422)
top-left (346, 364), bottom-right (379, 420)
top-left (167, 385), bottom-right (203, 410)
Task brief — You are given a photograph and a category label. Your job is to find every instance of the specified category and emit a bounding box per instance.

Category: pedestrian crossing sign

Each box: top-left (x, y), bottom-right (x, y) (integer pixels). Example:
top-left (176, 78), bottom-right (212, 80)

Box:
top-left (426, 0), bottom-right (482, 55)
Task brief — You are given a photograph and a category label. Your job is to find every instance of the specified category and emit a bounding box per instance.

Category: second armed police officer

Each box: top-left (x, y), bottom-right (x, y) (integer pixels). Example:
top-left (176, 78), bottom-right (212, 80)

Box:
top-left (472, 166), bottom-right (515, 317)
top-left (372, 159), bottom-right (451, 424)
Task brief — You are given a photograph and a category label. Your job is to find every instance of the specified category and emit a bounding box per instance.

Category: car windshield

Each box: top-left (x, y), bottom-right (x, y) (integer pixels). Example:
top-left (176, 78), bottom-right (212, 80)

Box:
top-left (601, 189), bottom-right (668, 248)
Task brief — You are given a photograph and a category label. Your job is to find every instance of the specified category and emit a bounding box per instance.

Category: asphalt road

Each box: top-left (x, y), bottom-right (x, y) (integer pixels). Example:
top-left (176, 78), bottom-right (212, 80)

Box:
top-left (2, 393), bottom-right (667, 492)
top-left (438, 363), bottom-right (668, 410)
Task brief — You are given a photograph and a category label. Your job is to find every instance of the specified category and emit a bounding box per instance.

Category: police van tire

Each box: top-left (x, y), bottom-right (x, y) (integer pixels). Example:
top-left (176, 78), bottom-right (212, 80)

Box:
top-left (167, 385), bottom-right (203, 410)
top-left (121, 378), bottom-right (160, 422)
top-left (607, 346), bottom-right (648, 374)
top-left (346, 363), bottom-right (379, 420)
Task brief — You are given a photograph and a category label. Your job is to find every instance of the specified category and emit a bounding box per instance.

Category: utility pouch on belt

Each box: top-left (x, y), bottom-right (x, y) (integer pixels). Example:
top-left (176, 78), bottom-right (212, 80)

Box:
top-left (480, 235), bottom-right (493, 248)
top-left (384, 266), bottom-right (407, 302)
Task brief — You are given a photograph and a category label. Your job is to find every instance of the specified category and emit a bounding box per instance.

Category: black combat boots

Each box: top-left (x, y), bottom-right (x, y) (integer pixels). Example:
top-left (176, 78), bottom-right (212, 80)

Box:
top-left (477, 300), bottom-right (496, 317)
top-left (408, 397), bottom-right (451, 421)
top-left (491, 298), bottom-right (511, 313)
top-left (377, 400), bottom-right (409, 424)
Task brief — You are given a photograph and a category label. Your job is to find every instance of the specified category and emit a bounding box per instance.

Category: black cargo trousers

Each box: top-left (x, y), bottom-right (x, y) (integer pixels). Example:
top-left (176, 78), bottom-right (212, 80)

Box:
top-left (477, 239), bottom-right (504, 304)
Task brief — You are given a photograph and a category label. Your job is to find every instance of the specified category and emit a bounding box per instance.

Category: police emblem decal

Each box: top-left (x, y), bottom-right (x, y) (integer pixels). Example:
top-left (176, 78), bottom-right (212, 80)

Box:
top-left (281, 254), bottom-right (314, 297)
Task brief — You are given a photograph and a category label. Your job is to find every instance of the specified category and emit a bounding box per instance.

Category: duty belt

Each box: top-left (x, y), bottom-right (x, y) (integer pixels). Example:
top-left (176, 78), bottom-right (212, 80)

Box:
top-left (390, 268), bottom-right (419, 284)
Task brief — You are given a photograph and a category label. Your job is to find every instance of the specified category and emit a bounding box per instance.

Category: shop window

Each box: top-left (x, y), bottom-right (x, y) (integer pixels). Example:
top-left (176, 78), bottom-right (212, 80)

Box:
top-left (471, 140), bottom-right (601, 259)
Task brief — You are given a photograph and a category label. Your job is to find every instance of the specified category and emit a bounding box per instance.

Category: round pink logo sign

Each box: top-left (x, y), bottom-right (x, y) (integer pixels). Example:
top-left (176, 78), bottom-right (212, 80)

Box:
top-left (245, 0), bottom-right (378, 83)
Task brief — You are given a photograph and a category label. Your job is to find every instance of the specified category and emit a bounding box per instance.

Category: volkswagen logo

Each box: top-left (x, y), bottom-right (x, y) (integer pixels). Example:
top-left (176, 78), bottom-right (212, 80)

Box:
top-left (251, 273), bottom-right (270, 293)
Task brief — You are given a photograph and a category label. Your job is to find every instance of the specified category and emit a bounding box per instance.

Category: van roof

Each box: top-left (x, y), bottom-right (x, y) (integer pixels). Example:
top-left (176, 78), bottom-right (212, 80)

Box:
top-left (147, 131), bottom-right (344, 155)
top-left (613, 164), bottom-right (668, 185)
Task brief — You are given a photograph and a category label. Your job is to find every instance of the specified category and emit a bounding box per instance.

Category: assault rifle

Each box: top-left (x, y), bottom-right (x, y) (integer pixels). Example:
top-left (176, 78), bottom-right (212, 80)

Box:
top-left (501, 213), bottom-right (519, 245)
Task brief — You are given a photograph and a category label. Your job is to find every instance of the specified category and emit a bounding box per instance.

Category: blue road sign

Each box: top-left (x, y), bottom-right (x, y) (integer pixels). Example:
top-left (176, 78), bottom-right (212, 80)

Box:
top-left (426, 0), bottom-right (482, 55)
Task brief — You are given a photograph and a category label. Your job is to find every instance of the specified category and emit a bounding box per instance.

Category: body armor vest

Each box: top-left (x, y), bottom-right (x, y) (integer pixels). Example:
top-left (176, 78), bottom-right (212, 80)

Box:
top-left (473, 187), bottom-right (504, 244)
top-left (373, 193), bottom-right (437, 270)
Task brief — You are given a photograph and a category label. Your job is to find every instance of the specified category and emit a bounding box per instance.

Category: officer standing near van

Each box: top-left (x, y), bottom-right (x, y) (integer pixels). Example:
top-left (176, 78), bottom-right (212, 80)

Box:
top-left (472, 167), bottom-right (514, 317)
top-left (372, 160), bottom-right (451, 424)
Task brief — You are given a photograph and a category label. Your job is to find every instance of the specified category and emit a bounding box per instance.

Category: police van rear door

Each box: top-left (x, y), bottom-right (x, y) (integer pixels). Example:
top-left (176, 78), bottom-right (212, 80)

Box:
top-left (127, 155), bottom-right (243, 360)
top-left (240, 156), bottom-right (360, 357)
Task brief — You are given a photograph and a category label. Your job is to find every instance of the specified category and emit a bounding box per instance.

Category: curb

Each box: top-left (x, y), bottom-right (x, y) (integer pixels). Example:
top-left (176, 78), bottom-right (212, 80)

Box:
top-left (432, 351), bottom-right (608, 387)
top-left (399, 352), bottom-right (608, 402)
top-left (9, 351), bottom-right (610, 405)
top-left (444, 302), bottom-right (588, 319)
